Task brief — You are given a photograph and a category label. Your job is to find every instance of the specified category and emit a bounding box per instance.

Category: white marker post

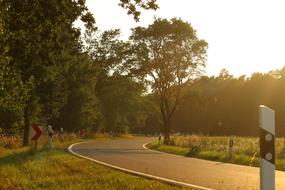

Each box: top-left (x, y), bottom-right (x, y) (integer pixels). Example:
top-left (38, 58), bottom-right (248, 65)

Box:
top-left (259, 105), bottom-right (275, 190)
top-left (228, 136), bottom-right (234, 159)
top-left (60, 127), bottom-right (64, 143)
top-left (47, 125), bottom-right (54, 148)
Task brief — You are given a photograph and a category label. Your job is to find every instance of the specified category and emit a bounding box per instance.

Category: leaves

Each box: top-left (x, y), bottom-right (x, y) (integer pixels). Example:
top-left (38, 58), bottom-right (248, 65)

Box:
top-left (0, 56), bottom-right (32, 110)
top-left (119, 0), bottom-right (159, 21)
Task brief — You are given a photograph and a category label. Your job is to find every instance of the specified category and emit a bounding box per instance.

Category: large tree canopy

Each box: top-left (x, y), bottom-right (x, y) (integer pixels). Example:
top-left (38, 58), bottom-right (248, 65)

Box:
top-left (0, 0), bottom-right (159, 144)
top-left (1, 0), bottom-right (95, 145)
top-left (129, 18), bottom-right (208, 143)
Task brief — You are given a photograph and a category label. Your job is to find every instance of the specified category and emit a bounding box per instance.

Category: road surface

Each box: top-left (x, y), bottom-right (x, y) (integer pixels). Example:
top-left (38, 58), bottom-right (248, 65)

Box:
top-left (69, 137), bottom-right (285, 190)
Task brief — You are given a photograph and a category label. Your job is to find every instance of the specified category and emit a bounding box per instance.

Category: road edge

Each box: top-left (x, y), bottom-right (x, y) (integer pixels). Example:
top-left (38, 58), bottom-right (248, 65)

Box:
top-left (142, 142), bottom-right (181, 156)
top-left (68, 141), bottom-right (213, 190)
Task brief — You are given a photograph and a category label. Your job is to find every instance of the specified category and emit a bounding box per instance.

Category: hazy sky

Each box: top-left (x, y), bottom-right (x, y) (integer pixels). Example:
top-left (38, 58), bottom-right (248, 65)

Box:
top-left (85, 0), bottom-right (285, 77)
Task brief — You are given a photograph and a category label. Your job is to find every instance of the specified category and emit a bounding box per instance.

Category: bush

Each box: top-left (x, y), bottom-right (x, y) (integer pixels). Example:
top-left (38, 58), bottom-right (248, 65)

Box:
top-left (186, 144), bottom-right (201, 156)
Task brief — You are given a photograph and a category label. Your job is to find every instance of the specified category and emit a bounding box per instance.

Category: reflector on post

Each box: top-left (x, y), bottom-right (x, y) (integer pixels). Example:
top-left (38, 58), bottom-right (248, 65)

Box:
top-left (259, 105), bottom-right (275, 190)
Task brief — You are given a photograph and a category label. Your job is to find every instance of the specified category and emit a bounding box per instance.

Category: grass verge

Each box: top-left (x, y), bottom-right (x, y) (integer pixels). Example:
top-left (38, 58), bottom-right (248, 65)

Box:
top-left (0, 139), bottom-right (191, 190)
top-left (146, 140), bottom-right (285, 171)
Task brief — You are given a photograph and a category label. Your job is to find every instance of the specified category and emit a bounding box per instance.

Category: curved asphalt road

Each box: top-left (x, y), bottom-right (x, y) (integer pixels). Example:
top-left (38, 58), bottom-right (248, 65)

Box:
top-left (70, 137), bottom-right (285, 190)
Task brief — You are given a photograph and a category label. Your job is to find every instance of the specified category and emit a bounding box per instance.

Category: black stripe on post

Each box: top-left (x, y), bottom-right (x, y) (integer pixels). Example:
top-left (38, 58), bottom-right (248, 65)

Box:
top-left (260, 127), bottom-right (275, 165)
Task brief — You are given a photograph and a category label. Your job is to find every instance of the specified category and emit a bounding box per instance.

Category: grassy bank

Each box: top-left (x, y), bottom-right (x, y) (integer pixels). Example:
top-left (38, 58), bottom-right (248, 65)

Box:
top-left (0, 136), bottom-right (191, 190)
top-left (147, 135), bottom-right (285, 171)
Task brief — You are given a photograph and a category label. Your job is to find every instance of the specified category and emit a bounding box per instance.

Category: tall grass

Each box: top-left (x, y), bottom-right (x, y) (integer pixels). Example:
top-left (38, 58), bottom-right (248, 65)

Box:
top-left (0, 132), bottom-right (131, 152)
top-left (0, 133), bottom-right (77, 152)
top-left (171, 135), bottom-right (285, 159)
top-left (0, 134), bottom-right (22, 149)
top-left (148, 134), bottom-right (285, 170)
top-left (172, 135), bottom-right (259, 158)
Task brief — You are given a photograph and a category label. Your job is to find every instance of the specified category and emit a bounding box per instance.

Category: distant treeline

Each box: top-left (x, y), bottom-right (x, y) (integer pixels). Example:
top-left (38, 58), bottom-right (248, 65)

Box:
top-left (171, 69), bottom-right (285, 137)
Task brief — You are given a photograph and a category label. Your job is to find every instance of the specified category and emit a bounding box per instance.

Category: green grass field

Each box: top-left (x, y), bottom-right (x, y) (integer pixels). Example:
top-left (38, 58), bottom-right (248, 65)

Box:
top-left (147, 135), bottom-right (285, 171)
top-left (0, 136), bottom-right (191, 190)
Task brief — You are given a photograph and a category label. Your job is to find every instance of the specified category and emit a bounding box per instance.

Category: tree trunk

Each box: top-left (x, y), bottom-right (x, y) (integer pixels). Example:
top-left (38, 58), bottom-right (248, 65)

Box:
top-left (23, 106), bottom-right (30, 146)
top-left (163, 118), bottom-right (171, 144)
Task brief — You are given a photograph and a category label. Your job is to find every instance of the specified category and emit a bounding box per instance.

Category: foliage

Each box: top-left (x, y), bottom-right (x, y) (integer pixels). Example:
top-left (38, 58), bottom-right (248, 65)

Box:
top-left (57, 54), bottom-right (100, 132)
top-left (119, 0), bottom-right (159, 21)
top-left (170, 67), bottom-right (285, 136)
top-left (84, 29), bottom-right (150, 134)
top-left (97, 75), bottom-right (147, 133)
top-left (0, 108), bottom-right (22, 134)
top-left (0, 57), bottom-right (32, 110)
top-left (84, 29), bottom-right (131, 79)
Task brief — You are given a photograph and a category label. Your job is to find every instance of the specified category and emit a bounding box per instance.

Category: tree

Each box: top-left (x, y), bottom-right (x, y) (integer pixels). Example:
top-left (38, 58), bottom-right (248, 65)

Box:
top-left (0, 2), bottom-right (31, 110)
top-left (85, 29), bottom-right (149, 133)
top-left (2, 0), bottom-right (95, 146)
top-left (97, 75), bottom-right (146, 133)
top-left (218, 68), bottom-right (233, 80)
top-left (129, 18), bottom-right (208, 143)
top-left (58, 54), bottom-right (100, 132)
top-left (1, 6), bottom-right (33, 133)
top-left (0, 0), bottom-right (159, 144)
